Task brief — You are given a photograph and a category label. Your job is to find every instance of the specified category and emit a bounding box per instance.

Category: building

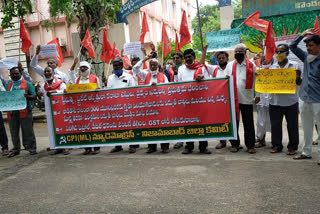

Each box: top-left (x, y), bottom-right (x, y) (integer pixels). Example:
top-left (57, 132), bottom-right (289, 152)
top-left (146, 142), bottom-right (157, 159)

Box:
top-left (0, 0), bottom-right (191, 83)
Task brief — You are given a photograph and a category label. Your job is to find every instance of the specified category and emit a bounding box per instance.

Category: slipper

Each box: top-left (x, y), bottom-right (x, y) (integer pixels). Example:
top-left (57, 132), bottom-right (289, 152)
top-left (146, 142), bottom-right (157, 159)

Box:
top-left (230, 147), bottom-right (239, 153)
top-left (293, 154), bottom-right (312, 160)
top-left (286, 151), bottom-right (297, 155)
top-left (313, 141), bottom-right (318, 145)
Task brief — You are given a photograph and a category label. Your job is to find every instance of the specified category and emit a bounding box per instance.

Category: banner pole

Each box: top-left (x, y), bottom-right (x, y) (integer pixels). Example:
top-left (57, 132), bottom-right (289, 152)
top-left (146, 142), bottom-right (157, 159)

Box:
top-left (236, 22), bottom-right (245, 29)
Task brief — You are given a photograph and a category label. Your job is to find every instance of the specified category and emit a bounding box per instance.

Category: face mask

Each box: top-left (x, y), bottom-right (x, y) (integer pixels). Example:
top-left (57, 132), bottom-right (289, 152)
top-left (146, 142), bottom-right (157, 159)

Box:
top-left (261, 63), bottom-right (272, 69)
top-left (307, 54), bottom-right (318, 63)
top-left (151, 70), bottom-right (157, 76)
top-left (114, 68), bottom-right (123, 76)
top-left (234, 53), bottom-right (245, 61)
top-left (275, 52), bottom-right (288, 62)
top-left (80, 70), bottom-right (90, 77)
top-left (165, 64), bottom-right (172, 70)
top-left (219, 62), bottom-right (228, 67)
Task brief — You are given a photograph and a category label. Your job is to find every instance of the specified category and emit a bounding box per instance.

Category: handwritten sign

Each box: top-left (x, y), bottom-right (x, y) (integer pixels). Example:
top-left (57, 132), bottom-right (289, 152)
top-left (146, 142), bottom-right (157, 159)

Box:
top-left (116, 0), bottom-right (159, 24)
top-left (206, 29), bottom-right (241, 52)
top-left (48, 79), bottom-right (237, 149)
top-left (1, 57), bottom-right (18, 69)
top-left (66, 83), bottom-right (98, 93)
top-left (255, 68), bottom-right (296, 94)
top-left (40, 44), bottom-right (58, 58)
top-left (0, 90), bottom-right (26, 111)
top-left (123, 42), bottom-right (142, 56)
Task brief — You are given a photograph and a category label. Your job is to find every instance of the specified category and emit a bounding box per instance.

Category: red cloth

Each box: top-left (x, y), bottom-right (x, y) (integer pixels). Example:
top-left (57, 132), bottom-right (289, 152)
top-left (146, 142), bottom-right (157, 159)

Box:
top-left (175, 33), bottom-right (180, 53)
top-left (232, 59), bottom-right (254, 90)
top-left (81, 29), bottom-right (96, 58)
top-left (100, 28), bottom-right (113, 63)
top-left (179, 10), bottom-right (191, 48)
top-left (161, 23), bottom-right (172, 57)
top-left (44, 78), bottom-right (63, 91)
top-left (111, 42), bottom-right (121, 60)
top-left (139, 12), bottom-right (150, 44)
top-left (168, 68), bottom-right (174, 82)
top-left (315, 16), bottom-right (319, 29)
top-left (187, 62), bottom-right (208, 80)
top-left (213, 67), bottom-right (219, 78)
top-left (243, 11), bottom-right (269, 33)
top-left (20, 18), bottom-right (32, 53)
top-left (128, 71), bottom-right (145, 85)
top-left (76, 73), bottom-right (98, 84)
top-left (48, 38), bottom-right (64, 67)
top-left (7, 79), bottom-right (28, 120)
top-left (265, 22), bottom-right (276, 62)
top-left (144, 72), bottom-right (165, 85)
top-left (123, 55), bottom-right (132, 68)
top-left (143, 62), bottom-right (148, 69)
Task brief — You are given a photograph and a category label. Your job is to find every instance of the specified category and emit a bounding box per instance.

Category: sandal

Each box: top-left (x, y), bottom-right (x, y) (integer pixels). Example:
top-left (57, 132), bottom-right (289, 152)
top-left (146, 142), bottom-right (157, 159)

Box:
top-left (230, 147), bottom-right (239, 153)
top-left (286, 150), bottom-right (297, 155)
top-left (63, 149), bottom-right (71, 155)
top-left (247, 149), bottom-right (256, 154)
top-left (293, 154), bottom-right (312, 160)
top-left (91, 150), bottom-right (100, 155)
top-left (313, 141), bottom-right (318, 145)
top-left (82, 150), bottom-right (91, 155)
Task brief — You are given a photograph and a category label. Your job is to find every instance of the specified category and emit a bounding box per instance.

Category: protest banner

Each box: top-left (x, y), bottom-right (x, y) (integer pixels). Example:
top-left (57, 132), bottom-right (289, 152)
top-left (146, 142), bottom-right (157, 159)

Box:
top-left (255, 68), bottom-right (296, 94)
top-left (0, 90), bottom-right (26, 111)
top-left (47, 78), bottom-right (237, 149)
top-left (206, 29), bottom-right (241, 52)
top-left (123, 42), bottom-right (142, 56)
top-left (66, 83), bottom-right (98, 93)
top-left (116, 0), bottom-right (159, 24)
top-left (39, 44), bottom-right (58, 58)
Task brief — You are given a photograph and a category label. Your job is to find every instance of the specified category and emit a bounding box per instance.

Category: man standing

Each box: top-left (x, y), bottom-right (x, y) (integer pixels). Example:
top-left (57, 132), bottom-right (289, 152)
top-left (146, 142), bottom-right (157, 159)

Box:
top-left (269, 44), bottom-right (301, 155)
top-left (133, 53), bottom-right (169, 153)
top-left (178, 49), bottom-right (211, 154)
top-left (225, 43), bottom-right (258, 154)
top-left (30, 45), bottom-right (69, 83)
top-left (289, 28), bottom-right (320, 164)
top-left (0, 80), bottom-right (9, 156)
top-left (107, 58), bottom-right (139, 153)
top-left (6, 67), bottom-right (37, 158)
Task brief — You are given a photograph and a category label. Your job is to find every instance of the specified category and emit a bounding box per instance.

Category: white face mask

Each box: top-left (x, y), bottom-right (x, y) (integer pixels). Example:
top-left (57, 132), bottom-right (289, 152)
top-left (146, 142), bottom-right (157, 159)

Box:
top-left (307, 54), bottom-right (318, 63)
top-left (80, 70), bottom-right (90, 77)
top-left (165, 64), bottom-right (172, 70)
top-left (151, 70), bottom-right (157, 76)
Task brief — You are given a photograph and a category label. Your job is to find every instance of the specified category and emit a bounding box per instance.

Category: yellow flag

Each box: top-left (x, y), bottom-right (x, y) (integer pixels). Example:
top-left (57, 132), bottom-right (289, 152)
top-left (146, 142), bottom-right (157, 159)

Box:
top-left (66, 83), bottom-right (97, 92)
top-left (255, 68), bottom-right (296, 94)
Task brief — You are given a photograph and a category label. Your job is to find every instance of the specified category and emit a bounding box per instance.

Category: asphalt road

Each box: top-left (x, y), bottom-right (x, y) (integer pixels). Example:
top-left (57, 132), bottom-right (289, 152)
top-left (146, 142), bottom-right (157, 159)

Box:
top-left (0, 120), bottom-right (319, 214)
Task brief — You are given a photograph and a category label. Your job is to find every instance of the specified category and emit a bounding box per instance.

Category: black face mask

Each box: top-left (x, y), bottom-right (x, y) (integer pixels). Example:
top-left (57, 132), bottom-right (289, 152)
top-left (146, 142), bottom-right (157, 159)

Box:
top-left (234, 53), bottom-right (245, 61)
top-left (219, 62), bottom-right (228, 67)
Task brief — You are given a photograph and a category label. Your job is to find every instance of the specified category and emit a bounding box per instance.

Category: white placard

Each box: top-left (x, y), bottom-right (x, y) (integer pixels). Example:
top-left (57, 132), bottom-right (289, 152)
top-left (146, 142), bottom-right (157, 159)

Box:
top-left (1, 57), bottom-right (18, 69)
top-left (40, 44), bottom-right (58, 58)
top-left (123, 42), bottom-right (142, 56)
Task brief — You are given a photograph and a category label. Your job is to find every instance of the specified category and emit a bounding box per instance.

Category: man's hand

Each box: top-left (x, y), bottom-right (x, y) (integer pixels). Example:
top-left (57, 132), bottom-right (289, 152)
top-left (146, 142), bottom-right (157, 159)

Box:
top-left (151, 82), bottom-right (157, 86)
top-left (195, 74), bottom-right (204, 81)
top-left (102, 76), bottom-right (108, 86)
top-left (47, 90), bottom-right (57, 96)
top-left (296, 69), bottom-right (302, 85)
top-left (150, 42), bottom-right (156, 51)
top-left (37, 91), bottom-right (44, 97)
top-left (36, 45), bottom-right (41, 55)
top-left (254, 52), bottom-right (262, 60)
top-left (143, 53), bottom-right (153, 62)
top-left (172, 64), bottom-right (178, 75)
top-left (202, 44), bottom-right (208, 53)
top-left (254, 97), bottom-right (261, 104)
top-left (301, 28), bottom-right (320, 37)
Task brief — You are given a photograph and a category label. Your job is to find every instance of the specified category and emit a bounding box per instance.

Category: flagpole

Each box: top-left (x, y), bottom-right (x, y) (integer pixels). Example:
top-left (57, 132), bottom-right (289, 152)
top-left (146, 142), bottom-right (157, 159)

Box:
top-left (196, 0), bottom-right (204, 50)
top-left (236, 22), bottom-right (245, 29)
top-left (106, 59), bottom-right (112, 77)
top-left (77, 44), bottom-right (83, 58)
top-left (18, 17), bottom-right (21, 62)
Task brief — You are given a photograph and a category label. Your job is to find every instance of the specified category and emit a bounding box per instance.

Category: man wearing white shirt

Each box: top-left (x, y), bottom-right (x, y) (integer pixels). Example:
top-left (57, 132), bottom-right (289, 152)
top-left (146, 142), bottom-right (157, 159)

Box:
top-left (108, 58), bottom-right (138, 153)
top-left (269, 44), bottom-right (302, 155)
top-left (225, 43), bottom-right (258, 154)
top-left (133, 53), bottom-right (170, 153)
top-left (30, 45), bottom-right (69, 84)
top-left (178, 48), bottom-right (211, 154)
top-left (0, 80), bottom-right (9, 156)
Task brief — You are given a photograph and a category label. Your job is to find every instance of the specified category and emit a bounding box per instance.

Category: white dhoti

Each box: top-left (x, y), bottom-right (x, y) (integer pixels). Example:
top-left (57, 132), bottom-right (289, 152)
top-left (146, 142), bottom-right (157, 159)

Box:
top-left (256, 94), bottom-right (271, 140)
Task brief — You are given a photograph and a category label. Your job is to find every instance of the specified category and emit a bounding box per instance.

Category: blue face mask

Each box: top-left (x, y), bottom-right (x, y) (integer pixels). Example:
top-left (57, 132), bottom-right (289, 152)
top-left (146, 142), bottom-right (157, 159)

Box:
top-left (114, 68), bottom-right (123, 76)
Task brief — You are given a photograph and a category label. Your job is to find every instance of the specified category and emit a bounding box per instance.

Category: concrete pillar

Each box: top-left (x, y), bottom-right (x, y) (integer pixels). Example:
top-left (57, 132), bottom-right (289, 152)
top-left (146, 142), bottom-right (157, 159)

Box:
top-left (220, 6), bottom-right (234, 30)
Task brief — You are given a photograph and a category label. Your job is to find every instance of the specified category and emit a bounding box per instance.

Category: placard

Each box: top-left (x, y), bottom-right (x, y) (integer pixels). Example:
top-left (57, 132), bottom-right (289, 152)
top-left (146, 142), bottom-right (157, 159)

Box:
top-left (206, 29), bottom-right (241, 52)
top-left (123, 42), bottom-right (142, 56)
top-left (40, 44), bottom-right (58, 58)
top-left (0, 90), bottom-right (26, 111)
top-left (66, 83), bottom-right (98, 92)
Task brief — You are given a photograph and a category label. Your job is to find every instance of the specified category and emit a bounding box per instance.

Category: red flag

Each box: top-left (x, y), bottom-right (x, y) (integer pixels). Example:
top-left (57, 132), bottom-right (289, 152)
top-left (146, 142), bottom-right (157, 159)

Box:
top-left (100, 28), bottom-right (113, 63)
top-left (315, 16), bottom-right (319, 29)
top-left (47, 38), bottom-right (64, 67)
top-left (143, 62), bottom-right (148, 69)
top-left (179, 10), bottom-right (191, 48)
top-left (139, 12), bottom-right (149, 44)
top-left (265, 22), bottom-right (276, 62)
top-left (161, 23), bottom-right (172, 57)
top-left (19, 18), bottom-right (32, 53)
top-left (81, 29), bottom-right (96, 58)
top-left (123, 55), bottom-right (131, 68)
top-left (244, 11), bottom-right (269, 33)
top-left (111, 42), bottom-right (121, 60)
top-left (175, 33), bottom-right (180, 52)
